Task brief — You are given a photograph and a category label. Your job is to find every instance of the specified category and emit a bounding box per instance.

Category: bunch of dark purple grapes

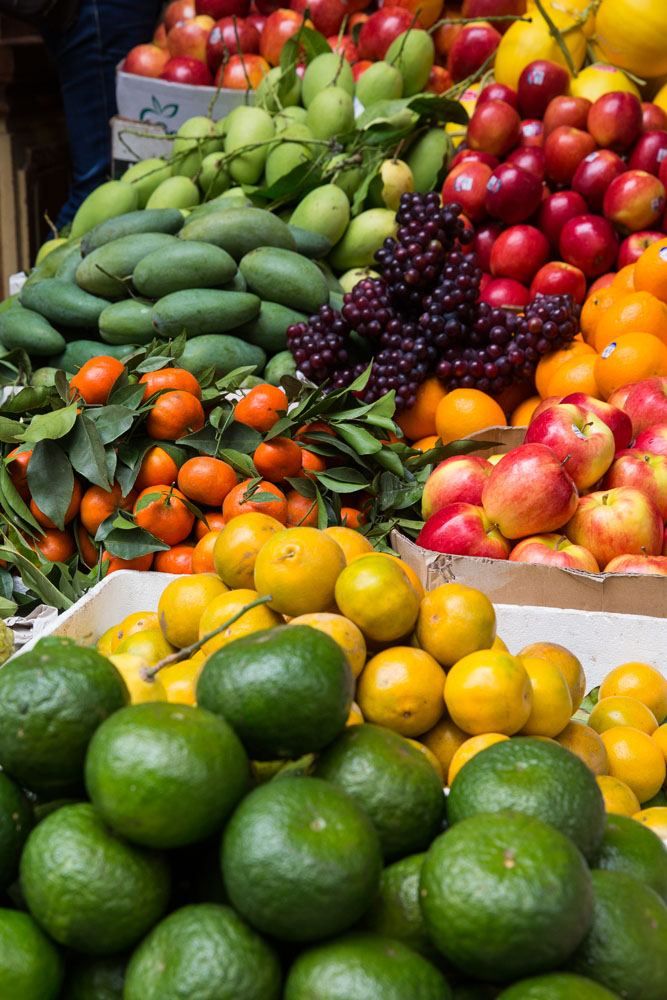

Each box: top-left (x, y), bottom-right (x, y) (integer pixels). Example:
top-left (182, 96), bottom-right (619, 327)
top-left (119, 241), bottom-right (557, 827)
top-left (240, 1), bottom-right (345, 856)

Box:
top-left (286, 192), bottom-right (580, 411)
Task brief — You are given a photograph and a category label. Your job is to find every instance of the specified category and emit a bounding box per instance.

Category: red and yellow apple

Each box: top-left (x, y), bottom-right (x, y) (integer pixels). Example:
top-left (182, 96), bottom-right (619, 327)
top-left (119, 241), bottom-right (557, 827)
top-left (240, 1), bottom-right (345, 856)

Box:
top-left (509, 533), bottom-right (600, 572)
top-left (634, 423), bottom-right (667, 456)
top-left (416, 502), bottom-right (512, 559)
top-left (525, 403), bottom-right (615, 491)
top-left (603, 449), bottom-right (667, 519)
top-left (564, 486), bottom-right (663, 567)
top-left (603, 554), bottom-right (667, 575)
top-left (620, 377), bottom-right (667, 435)
top-left (560, 392), bottom-right (633, 452)
top-left (421, 455), bottom-right (493, 519)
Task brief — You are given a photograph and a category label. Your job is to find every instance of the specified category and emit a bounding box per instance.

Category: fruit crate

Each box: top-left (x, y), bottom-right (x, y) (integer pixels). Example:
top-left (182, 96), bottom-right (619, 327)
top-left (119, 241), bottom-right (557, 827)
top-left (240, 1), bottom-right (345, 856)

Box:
top-left (14, 570), bottom-right (667, 687)
top-left (393, 427), bottom-right (667, 619)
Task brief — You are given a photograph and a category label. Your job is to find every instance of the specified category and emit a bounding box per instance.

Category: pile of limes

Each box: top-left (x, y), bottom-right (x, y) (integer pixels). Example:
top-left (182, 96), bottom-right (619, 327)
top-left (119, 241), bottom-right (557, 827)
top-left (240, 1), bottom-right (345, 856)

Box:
top-left (0, 517), bottom-right (665, 999)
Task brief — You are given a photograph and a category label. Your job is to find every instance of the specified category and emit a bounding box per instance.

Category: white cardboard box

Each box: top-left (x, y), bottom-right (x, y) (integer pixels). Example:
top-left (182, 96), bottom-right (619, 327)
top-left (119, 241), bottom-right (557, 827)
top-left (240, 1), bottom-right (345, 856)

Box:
top-left (14, 570), bottom-right (667, 688)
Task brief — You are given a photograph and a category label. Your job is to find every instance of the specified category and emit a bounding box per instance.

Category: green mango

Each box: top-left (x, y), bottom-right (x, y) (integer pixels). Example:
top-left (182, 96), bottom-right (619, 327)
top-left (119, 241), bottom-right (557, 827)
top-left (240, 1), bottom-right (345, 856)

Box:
top-left (355, 61), bottom-right (403, 107)
top-left (386, 30), bottom-right (435, 97)
top-left (198, 152), bottom-right (231, 199)
top-left (264, 140), bottom-right (312, 189)
top-left (274, 106), bottom-right (309, 132)
top-left (70, 181), bottom-right (139, 240)
top-left (35, 238), bottom-right (68, 265)
top-left (224, 106), bottom-right (275, 185)
top-left (171, 117), bottom-right (221, 178)
top-left (302, 53), bottom-right (354, 109)
top-left (146, 176), bottom-right (200, 210)
top-left (406, 128), bottom-right (452, 193)
top-left (329, 208), bottom-right (397, 270)
top-left (121, 158), bottom-right (172, 207)
top-left (290, 184), bottom-right (350, 247)
top-left (306, 87), bottom-right (355, 140)
top-left (255, 66), bottom-right (302, 112)
top-left (338, 267), bottom-right (380, 293)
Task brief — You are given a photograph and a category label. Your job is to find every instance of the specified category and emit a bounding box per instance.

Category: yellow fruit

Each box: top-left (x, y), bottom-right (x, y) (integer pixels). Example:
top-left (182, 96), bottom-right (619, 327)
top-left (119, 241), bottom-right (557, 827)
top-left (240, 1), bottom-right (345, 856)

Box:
top-left (198, 588), bottom-right (282, 657)
top-left (158, 657), bottom-right (203, 705)
top-left (157, 573), bottom-right (228, 649)
top-left (633, 807), bottom-right (667, 842)
top-left (444, 649), bottom-right (532, 736)
top-left (519, 655), bottom-right (573, 738)
top-left (601, 726), bottom-right (667, 804)
top-left (568, 62), bottom-right (641, 101)
top-left (416, 584), bottom-right (496, 668)
top-left (448, 732), bottom-right (510, 786)
top-left (595, 0), bottom-right (667, 79)
top-left (494, 6), bottom-right (586, 91)
top-left (600, 661), bottom-right (667, 724)
top-left (334, 554), bottom-right (421, 643)
top-left (97, 625), bottom-right (120, 657)
top-left (115, 628), bottom-right (175, 665)
top-left (655, 82), bottom-right (667, 116)
top-left (253, 526), bottom-right (346, 617)
top-left (492, 635), bottom-right (508, 652)
top-left (556, 721), bottom-right (609, 776)
top-left (589, 696), bottom-right (659, 736)
top-left (323, 526), bottom-right (373, 563)
top-left (407, 739), bottom-right (444, 783)
top-left (420, 717), bottom-right (468, 777)
top-left (109, 611), bottom-right (160, 652)
top-left (373, 553), bottom-right (425, 600)
top-left (288, 612), bottom-right (367, 678)
top-left (109, 653), bottom-right (168, 704)
top-left (518, 641), bottom-right (586, 711)
top-left (347, 701), bottom-right (364, 726)
top-left (652, 723), bottom-right (667, 764)
top-left (356, 646), bottom-right (446, 737)
top-left (213, 511), bottom-right (284, 589)
top-left (596, 774), bottom-right (641, 816)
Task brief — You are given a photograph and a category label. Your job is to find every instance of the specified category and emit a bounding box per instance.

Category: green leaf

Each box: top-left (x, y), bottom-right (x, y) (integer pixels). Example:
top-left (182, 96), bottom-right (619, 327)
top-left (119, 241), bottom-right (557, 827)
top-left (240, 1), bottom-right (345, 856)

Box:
top-left (335, 423), bottom-right (382, 455)
top-left (315, 471), bottom-right (368, 494)
top-left (26, 440), bottom-right (74, 531)
top-left (103, 526), bottom-right (169, 559)
top-left (0, 544), bottom-right (73, 610)
top-left (407, 93), bottom-right (470, 125)
top-left (133, 355), bottom-right (172, 374)
top-left (218, 448), bottom-right (257, 478)
top-left (375, 446), bottom-right (408, 478)
top-left (109, 383), bottom-right (146, 408)
top-left (376, 471), bottom-right (423, 511)
top-left (87, 405), bottom-right (135, 445)
top-left (220, 422), bottom-right (262, 452)
top-left (285, 476), bottom-right (316, 499)
top-left (177, 426), bottom-right (220, 455)
top-left (16, 403), bottom-right (78, 444)
top-left (68, 415), bottom-right (112, 491)
top-left (0, 386), bottom-right (50, 413)
top-left (346, 363), bottom-right (373, 393)
top-left (54, 370), bottom-right (70, 402)
top-left (315, 486), bottom-right (328, 530)
top-left (0, 463), bottom-right (42, 533)
top-left (0, 594), bottom-right (17, 617)
top-left (252, 160), bottom-right (322, 202)
top-left (0, 416), bottom-right (22, 443)
top-left (407, 438), bottom-right (499, 471)
top-left (216, 366), bottom-right (265, 392)
top-left (134, 489), bottom-right (164, 514)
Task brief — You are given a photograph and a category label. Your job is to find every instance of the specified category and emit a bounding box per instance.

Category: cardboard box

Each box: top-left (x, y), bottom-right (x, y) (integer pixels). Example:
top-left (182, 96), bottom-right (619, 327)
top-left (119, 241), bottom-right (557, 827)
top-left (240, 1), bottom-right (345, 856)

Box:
top-left (392, 426), bottom-right (667, 618)
top-left (110, 116), bottom-right (174, 176)
top-left (14, 570), bottom-right (667, 687)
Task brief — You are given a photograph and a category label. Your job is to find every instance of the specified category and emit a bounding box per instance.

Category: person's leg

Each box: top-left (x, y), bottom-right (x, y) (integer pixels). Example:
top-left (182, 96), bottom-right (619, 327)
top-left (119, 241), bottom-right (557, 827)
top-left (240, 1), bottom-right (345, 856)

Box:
top-left (42, 0), bottom-right (162, 228)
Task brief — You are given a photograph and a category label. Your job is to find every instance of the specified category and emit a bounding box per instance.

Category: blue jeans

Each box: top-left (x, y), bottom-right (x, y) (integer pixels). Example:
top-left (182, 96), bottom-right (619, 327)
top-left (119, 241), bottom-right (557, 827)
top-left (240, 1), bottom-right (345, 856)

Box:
top-left (41, 0), bottom-right (162, 228)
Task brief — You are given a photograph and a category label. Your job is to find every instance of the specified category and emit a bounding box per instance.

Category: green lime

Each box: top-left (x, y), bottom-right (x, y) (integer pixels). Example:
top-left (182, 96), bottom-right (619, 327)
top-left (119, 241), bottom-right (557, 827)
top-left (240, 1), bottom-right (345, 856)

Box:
top-left (496, 972), bottom-right (621, 999)
top-left (447, 737), bottom-right (605, 860)
top-left (0, 771), bottom-right (32, 890)
top-left (420, 810), bottom-right (594, 982)
top-left (594, 813), bottom-right (667, 902)
top-left (221, 776), bottom-right (382, 942)
top-left (363, 853), bottom-right (433, 957)
top-left (0, 907), bottom-right (63, 1000)
top-left (61, 955), bottom-right (126, 999)
top-left (20, 802), bottom-right (170, 954)
top-left (571, 870), bottom-right (667, 1000)
top-left (284, 932), bottom-right (452, 1000)
top-left (85, 702), bottom-right (249, 849)
top-left (0, 637), bottom-right (128, 794)
top-left (197, 625), bottom-right (353, 759)
top-left (123, 903), bottom-right (281, 1000)
top-left (315, 724), bottom-right (445, 859)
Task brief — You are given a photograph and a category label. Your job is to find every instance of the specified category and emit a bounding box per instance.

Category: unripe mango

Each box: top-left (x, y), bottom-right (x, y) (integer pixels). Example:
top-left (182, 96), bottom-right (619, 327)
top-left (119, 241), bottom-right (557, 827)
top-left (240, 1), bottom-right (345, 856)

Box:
top-left (406, 128), bottom-right (451, 193)
top-left (265, 141), bottom-right (312, 188)
top-left (70, 181), bottom-right (139, 240)
top-left (224, 107), bottom-right (275, 185)
top-left (355, 61), bottom-right (403, 107)
top-left (290, 184), bottom-right (350, 247)
top-left (199, 153), bottom-right (231, 198)
top-left (121, 158), bottom-right (172, 207)
top-left (146, 176), bottom-right (200, 210)
top-left (302, 53), bottom-right (354, 109)
top-left (255, 66), bottom-right (302, 112)
top-left (171, 117), bottom-right (221, 178)
top-left (329, 208), bottom-right (397, 270)
top-left (386, 30), bottom-right (435, 96)
top-left (35, 238), bottom-right (68, 265)
top-left (274, 106), bottom-right (308, 132)
top-left (306, 87), bottom-right (355, 140)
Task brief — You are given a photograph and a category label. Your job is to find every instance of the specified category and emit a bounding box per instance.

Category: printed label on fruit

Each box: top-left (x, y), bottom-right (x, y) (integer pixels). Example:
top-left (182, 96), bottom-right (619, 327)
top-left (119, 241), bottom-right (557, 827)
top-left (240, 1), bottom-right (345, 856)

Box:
top-left (487, 176), bottom-right (501, 192)
top-left (522, 122), bottom-right (541, 136)
top-left (455, 175), bottom-right (474, 192)
top-left (651, 197), bottom-right (664, 212)
top-left (584, 151), bottom-right (598, 162)
top-left (528, 67), bottom-right (546, 85)
top-left (571, 424), bottom-right (587, 439)
top-left (601, 342), bottom-right (617, 358)
top-left (660, 247), bottom-right (667, 262)
top-left (658, 149), bottom-right (667, 163)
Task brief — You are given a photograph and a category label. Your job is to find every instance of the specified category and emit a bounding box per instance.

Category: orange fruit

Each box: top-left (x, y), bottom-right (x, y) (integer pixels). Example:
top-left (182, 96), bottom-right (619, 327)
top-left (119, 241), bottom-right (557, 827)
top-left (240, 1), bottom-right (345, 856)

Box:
top-left (69, 355), bottom-right (125, 404)
top-left (76, 523), bottom-right (99, 567)
top-left (6, 446), bottom-right (31, 499)
top-left (545, 352), bottom-right (599, 398)
top-left (518, 641), bottom-right (586, 711)
top-left (347, 702), bottom-right (364, 726)
top-left (102, 551), bottom-right (154, 573)
top-left (593, 290), bottom-right (667, 351)
top-left (134, 446), bottom-right (179, 491)
top-left (611, 263), bottom-right (636, 293)
top-left (300, 448), bottom-right (327, 477)
top-left (600, 661), bottom-right (667, 723)
top-left (534, 341), bottom-right (596, 397)
top-left (139, 367), bottom-right (202, 401)
top-left (589, 696), bottom-right (659, 735)
top-left (556, 721), bottom-right (609, 775)
top-left (596, 774), bottom-right (641, 816)
top-left (222, 479), bottom-right (287, 524)
top-left (356, 646), bottom-right (446, 737)
top-left (334, 553), bottom-right (421, 643)
top-left (510, 395), bottom-right (541, 426)
top-left (396, 377), bottom-right (447, 440)
top-left (411, 434), bottom-right (440, 452)
top-left (407, 740), bottom-right (444, 782)
top-left (448, 732), bottom-right (510, 785)
top-left (191, 530), bottom-right (220, 573)
top-left (420, 717), bottom-right (468, 777)
top-left (443, 648), bottom-right (532, 735)
top-left (213, 511), bottom-right (284, 589)
top-left (133, 485), bottom-right (194, 545)
top-left (154, 544), bottom-right (195, 574)
top-left (30, 479), bottom-right (82, 530)
top-left (653, 723), bottom-right (667, 765)
top-left (518, 655), bottom-right (573, 738)
top-left (288, 612), bottom-right (366, 678)
top-left (594, 332), bottom-right (667, 399)
top-left (157, 572), bottom-right (228, 648)
top-left (194, 512), bottom-right (226, 539)
top-left (340, 507), bottom-right (365, 529)
top-left (177, 456), bottom-right (238, 506)
top-left (372, 552), bottom-right (424, 600)
top-left (632, 807), bottom-right (667, 840)
top-left (285, 489), bottom-right (319, 527)
top-left (416, 583), bottom-right (496, 668)
top-left (145, 390), bottom-right (205, 441)
top-left (253, 436), bottom-right (303, 483)
top-left (254, 526), bottom-right (346, 617)
top-left (580, 285), bottom-right (623, 344)
top-left (233, 384), bottom-right (287, 432)
top-left (600, 726), bottom-right (667, 804)
top-left (159, 657), bottom-right (203, 706)
top-left (79, 482), bottom-right (135, 536)
top-left (197, 587), bottom-right (282, 657)
top-left (634, 236), bottom-right (667, 302)
top-left (31, 527), bottom-right (76, 562)
top-left (435, 389), bottom-right (506, 443)
top-left (323, 525), bottom-right (373, 563)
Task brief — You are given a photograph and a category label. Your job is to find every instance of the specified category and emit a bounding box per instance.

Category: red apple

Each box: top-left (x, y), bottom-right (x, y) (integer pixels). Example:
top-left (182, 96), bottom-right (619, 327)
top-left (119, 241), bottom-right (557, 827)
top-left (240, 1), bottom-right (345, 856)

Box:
top-left (664, 524), bottom-right (667, 556)
top-left (302, 0), bottom-right (348, 36)
top-left (509, 533), bottom-right (600, 572)
top-left (357, 7), bottom-right (416, 61)
top-left (560, 392), bottom-right (633, 451)
top-left (530, 262), bottom-right (587, 304)
top-left (603, 170), bottom-right (666, 233)
top-left (543, 95), bottom-right (591, 136)
top-left (480, 277), bottom-right (530, 309)
top-left (197, 0), bottom-right (250, 14)
top-left (472, 222), bottom-right (503, 271)
top-left (466, 99), bottom-right (521, 158)
top-left (247, 12), bottom-right (266, 32)
top-left (634, 423), bottom-right (667, 456)
top-left (564, 486), bottom-right (663, 565)
top-left (544, 126), bottom-right (597, 186)
top-left (490, 225), bottom-right (550, 284)
top-left (416, 502), bottom-right (512, 559)
top-left (218, 51), bottom-right (269, 87)
top-left (559, 214), bottom-right (618, 278)
top-left (587, 91), bottom-right (642, 151)
top-left (628, 130), bottom-right (667, 176)
top-left (525, 402), bottom-right (615, 491)
top-left (603, 448), bottom-right (667, 518)
top-left (390, 0), bottom-right (442, 29)
top-left (571, 149), bottom-right (625, 213)
top-left (617, 230), bottom-right (665, 268)
top-left (160, 56), bottom-right (213, 84)
top-left (621, 377), bottom-right (667, 435)
top-left (168, 15), bottom-right (215, 61)
top-left (641, 102), bottom-right (667, 133)
top-left (255, 0), bottom-right (282, 11)
top-left (123, 43), bottom-right (170, 78)
top-left (260, 8), bottom-right (305, 65)
top-left (604, 553), bottom-right (667, 575)
top-left (530, 396), bottom-right (564, 423)
top-left (450, 149), bottom-right (500, 171)
top-left (154, 22), bottom-right (168, 48)
top-left (484, 162), bottom-right (543, 224)
top-left (538, 190), bottom-right (588, 247)
top-left (462, 0), bottom-right (527, 26)
top-left (441, 161), bottom-right (493, 222)
top-left (206, 17), bottom-right (260, 71)
top-left (518, 59), bottom-right (570, 119)
top-left (426, 65), bottom-right (453, 95)
top-left (421, 455), bottom-right (494, 518)
top-left (351, 59), bottom-right (373, 81)
top-left (506, 145), bottom-right (545, 181)
top-left (482, 443), bottom-right (578, 539)
top-left (519, 119), bottom-right (544, 147)
top-left (477, 82), bottom-right (518, 108)
top-left (449, 22), bottom-right (502, 83)
top-left (165, 0), bottom-right (196, 29)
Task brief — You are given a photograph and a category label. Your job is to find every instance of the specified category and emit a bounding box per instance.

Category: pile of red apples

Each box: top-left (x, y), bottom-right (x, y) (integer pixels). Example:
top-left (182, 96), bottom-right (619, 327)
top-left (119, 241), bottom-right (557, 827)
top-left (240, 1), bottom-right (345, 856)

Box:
top-left (442, 62), bottom-right (667, 310)
top-left (417, 377), bottom-right (667, 576)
